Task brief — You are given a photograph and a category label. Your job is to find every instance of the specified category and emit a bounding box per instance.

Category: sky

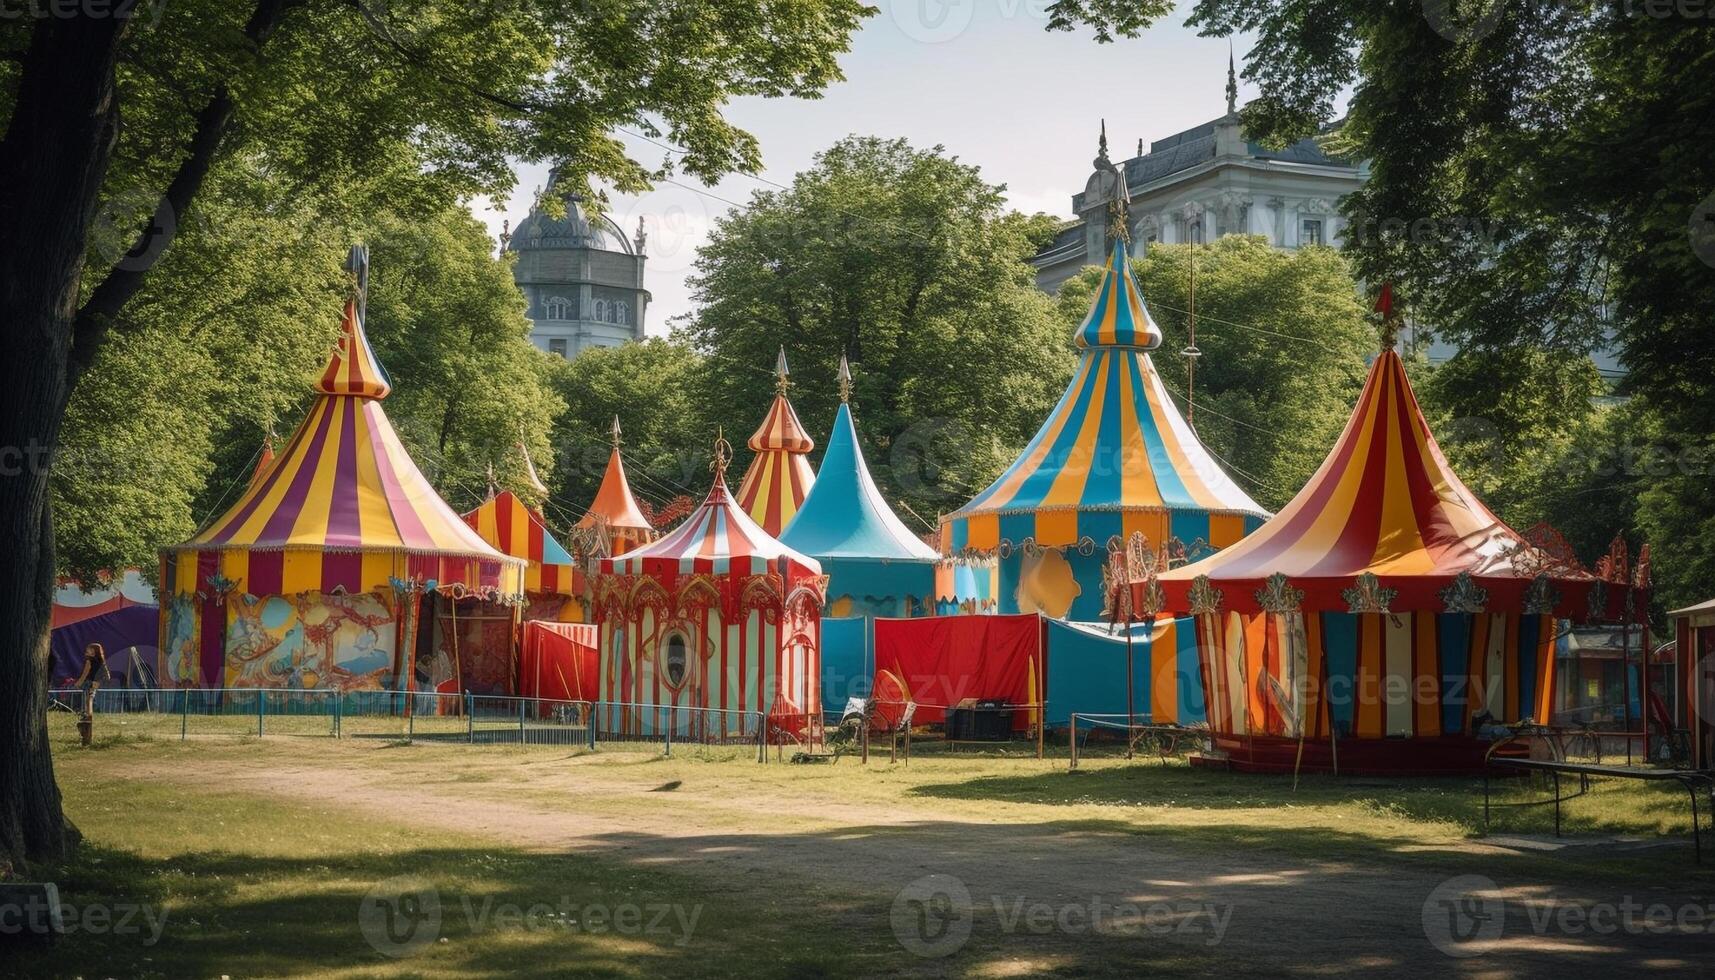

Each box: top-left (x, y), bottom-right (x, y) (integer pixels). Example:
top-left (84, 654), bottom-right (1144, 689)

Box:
top-left (472, 2), bottom-right (1266, 334)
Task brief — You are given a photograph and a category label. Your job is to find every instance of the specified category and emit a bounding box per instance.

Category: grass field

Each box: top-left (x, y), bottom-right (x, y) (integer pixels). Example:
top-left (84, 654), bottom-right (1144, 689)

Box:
top-left (14, 716), bottom-right (1715, 978)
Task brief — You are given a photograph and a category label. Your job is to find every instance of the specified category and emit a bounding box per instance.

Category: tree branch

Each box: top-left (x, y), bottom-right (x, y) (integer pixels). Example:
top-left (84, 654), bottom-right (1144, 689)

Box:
top-left (69, 0), bottom-right (299, 388)
top-left (347, 0), bottom-right (545, 115)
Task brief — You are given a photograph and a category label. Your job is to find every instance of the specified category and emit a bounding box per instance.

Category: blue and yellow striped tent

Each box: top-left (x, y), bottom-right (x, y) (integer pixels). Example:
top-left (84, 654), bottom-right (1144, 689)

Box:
top-left (940, 239), bottom-right (1268, 619)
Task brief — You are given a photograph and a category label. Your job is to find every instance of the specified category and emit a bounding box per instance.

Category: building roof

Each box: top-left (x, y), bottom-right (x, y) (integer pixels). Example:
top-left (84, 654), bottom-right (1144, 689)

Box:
top-left (172, 290), bottom-right (517, 570)
top-left (1153, 347), bottom-right (1602, 616)
top-left (507, 168), bottom-right (634, 255)
top-left (942, 237), bottom-right (1266, 553)
top-left (781, 401), bottom-right (939, 563)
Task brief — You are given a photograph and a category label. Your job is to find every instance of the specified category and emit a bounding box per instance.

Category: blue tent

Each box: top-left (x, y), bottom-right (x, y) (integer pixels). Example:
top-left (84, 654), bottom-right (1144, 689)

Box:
top-left (781, 362), bottom-right (939, 617)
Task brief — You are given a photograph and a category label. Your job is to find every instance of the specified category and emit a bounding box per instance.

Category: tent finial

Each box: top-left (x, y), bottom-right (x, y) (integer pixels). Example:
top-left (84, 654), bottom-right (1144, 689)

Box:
top-left (837, 351), bottom-right (853, 404)
top-left (775, 346), bottom-right (790, 394)
top-left (1375, 282), bottom-right (1401, 352)
top-left (711, 427), bottom-right (732, 478)
top-left (610, 415), bottom-right (623, 450)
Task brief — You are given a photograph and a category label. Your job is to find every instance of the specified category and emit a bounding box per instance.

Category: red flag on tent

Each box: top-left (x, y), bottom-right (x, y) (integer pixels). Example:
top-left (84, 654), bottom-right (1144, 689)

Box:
top-left (1374, 281), bottom-right (1395, 318)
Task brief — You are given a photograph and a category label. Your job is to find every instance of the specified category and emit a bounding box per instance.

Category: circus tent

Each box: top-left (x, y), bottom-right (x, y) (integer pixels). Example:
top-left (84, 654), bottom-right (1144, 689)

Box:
top-left (781, 355), bottom-right (940, 617)
top-left (461, 489), bottom-right (585, 619)
top-left (595, 436), bottom-right (825, 743)
top-left (780, 356), bottom-right (940, 712)
top-left (941, 239), bottom-right (1268, 620)
top-left (574, 417), bottom-right (657, 558)
top-left (735, 349), bottom-right (816, 536)
top-left (159, 247), bottom-right (523, 690)
top-left (1137, 337), bottom-right (1638, 774)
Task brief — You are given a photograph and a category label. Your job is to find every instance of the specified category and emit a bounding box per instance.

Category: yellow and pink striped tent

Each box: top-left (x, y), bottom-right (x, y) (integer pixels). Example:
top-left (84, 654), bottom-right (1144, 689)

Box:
top-left (160, 253), bottom-right (522, 688)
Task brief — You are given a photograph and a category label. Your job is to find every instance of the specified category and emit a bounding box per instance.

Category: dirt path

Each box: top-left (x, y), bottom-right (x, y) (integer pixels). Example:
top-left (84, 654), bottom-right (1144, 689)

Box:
top-left (128, 751), bottom-right (1713, 978)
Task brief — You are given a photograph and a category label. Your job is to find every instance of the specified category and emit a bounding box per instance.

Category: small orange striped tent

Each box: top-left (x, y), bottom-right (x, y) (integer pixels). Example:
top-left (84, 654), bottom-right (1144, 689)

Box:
top-left (575, 417), bottom-right (657, 557)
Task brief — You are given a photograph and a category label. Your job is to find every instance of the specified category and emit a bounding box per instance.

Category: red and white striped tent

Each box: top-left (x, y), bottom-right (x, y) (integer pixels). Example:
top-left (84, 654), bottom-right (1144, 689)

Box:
top-left (594, 437), bottom-right (825, 743)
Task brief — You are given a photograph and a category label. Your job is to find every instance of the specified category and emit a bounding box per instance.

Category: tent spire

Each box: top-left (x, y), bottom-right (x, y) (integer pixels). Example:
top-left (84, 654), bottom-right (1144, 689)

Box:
top-left (837, 352), bottom-right (853, 404)
top-left (610, 414), bottom-right (623, 450)
top-left (775, 346), bottom-right (790, 395)
top-left (711, 427), bottom-right (732, 480)
top-left (515, 428), bottom-right (549, 496)
top-left (1375, 282), bottom-right (1401, 352)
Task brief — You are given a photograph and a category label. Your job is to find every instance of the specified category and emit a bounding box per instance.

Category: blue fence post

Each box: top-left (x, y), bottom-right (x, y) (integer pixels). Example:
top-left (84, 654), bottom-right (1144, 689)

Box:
top-left (664, 707), bottom-right (672, 758)
top-left (181, 688), bottom-right (189, 742)
top-left (466, 691), bottom-right (474, 744)
top-left (257, 689), bottom-right (266, 738)
top-left (519, 697), bottom-right (527, 744)
top-left (333, 691), bottom-right (342, 739)
top-left (408, 692), bottom-right (415, 743)
top-left (757, 711), bottom-right (765, 764)
top-left (587, 701), bottom-right (597, 751)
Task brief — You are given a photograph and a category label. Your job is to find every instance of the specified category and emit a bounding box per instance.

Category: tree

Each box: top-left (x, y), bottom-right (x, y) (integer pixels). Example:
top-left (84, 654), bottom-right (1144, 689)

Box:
top-left (545, 338), bottom-right (711, 529)
top-left (0, 0), bottom-right (869, 873)
top-left (1047, 2), bottom-right (1712, 607)
top-left (363, 208), bottom-right (565, 514)
top-left (1053, 237), bottom-right (1373, 510)
top-left (679, 136), bottom-right (1073, 526)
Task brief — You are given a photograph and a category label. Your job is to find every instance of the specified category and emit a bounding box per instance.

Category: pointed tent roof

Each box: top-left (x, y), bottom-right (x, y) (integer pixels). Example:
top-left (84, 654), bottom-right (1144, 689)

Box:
top-left (461, 490), bottom-right (582, 595)
top-left (942, 239), bottom-right (1265, 554)
top-left (1153, 349), bottom-right (1598, 616)
top-left (781, 364), bottom-right (938, 563)
top-left (606, 435), bottom-right (820, 578)
top-left (735, 349), bottom-right (816, 535)
top-left (172, 271), bottom-right (517, 577)
top-left (245, 432), bottom-right (277, 493)
top-left (576, 417), bottom-right (654, 535)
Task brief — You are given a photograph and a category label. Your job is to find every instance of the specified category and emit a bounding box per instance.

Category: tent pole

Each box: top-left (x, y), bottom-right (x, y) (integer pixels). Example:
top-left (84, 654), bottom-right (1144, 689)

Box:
top-left (1125, 614), bottom-right (1135, 760)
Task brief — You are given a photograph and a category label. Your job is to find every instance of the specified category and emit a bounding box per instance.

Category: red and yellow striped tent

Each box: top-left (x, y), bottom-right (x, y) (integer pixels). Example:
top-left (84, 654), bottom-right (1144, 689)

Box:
top-left (160, 251), bottom-right (522, 688)
top-left (735, 350), bottom-right (815, 536)
top-left (1137, 346), bottom-right (1617, 773)
top-left (575, 417), bottom-right (657, 557)
top-left (461, 490), bottom-right (583, 598)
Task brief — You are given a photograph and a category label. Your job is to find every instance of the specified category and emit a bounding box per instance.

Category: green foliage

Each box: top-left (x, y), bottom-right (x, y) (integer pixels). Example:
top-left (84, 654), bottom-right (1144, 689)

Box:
top-left (1157, 0), bottom-right (1715, 608)
top-left (1053, 237), bottom-right (1373, 511)
top-left (363, 208), bottom-right (564, 514)
top-left (53, 173), bottom-right (561, 581)
top-left (678, 136), bottom-right (1073, 525)
top-left (546, 338), bottom-right (710, 526)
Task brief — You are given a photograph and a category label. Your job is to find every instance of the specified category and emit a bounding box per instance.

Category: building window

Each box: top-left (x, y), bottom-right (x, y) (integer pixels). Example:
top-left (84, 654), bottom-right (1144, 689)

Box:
top-left (592, 298), bottom-right (609, 322)
top-left (548, 339), bottom-right (567, 358)
top-left (614, 301), bottom-right (629, 325)
top-left (1301, 219), bottom-right (1324, 247)
top-left (544, 296), bottom-right (571, 320)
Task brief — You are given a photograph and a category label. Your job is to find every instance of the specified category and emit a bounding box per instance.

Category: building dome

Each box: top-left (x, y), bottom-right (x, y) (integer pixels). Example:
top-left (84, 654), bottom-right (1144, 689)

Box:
top-left (508, 193), bottom-right (633, 254)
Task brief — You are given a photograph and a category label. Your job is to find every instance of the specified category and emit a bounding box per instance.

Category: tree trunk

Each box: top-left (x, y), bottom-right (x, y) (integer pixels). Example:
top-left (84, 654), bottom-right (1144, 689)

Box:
top-left (0, 13), bottom-right (130, 876)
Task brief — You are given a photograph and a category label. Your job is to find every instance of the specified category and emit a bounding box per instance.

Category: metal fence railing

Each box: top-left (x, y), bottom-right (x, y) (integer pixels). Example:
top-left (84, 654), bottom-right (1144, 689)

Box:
top-left (48, 688), bottom-right (778, 760)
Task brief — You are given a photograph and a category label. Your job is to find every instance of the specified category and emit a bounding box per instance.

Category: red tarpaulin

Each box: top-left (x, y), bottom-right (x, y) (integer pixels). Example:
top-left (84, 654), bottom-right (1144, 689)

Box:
top-left (872, 614), bottom-right (1044, 729)
top-left (521, 621), bottom-right (599, 702)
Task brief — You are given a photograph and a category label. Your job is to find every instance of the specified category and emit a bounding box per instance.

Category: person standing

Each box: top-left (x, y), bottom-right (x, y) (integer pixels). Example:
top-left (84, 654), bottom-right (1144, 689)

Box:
top-left (71, 642), bottom-right (111, 721)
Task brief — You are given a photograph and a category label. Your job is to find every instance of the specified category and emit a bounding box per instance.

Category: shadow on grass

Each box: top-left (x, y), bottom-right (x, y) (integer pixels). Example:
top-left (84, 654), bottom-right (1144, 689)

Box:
top-left (902, 762), bottom-right (1715, 883)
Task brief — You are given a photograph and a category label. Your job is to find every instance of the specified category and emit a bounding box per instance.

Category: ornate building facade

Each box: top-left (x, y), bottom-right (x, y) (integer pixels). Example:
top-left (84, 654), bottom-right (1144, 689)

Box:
top-left (1031, 63), bottom-right (1367, 295)
top-left (507, 171), bottom-right (650, 357)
